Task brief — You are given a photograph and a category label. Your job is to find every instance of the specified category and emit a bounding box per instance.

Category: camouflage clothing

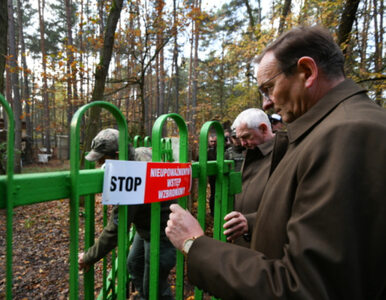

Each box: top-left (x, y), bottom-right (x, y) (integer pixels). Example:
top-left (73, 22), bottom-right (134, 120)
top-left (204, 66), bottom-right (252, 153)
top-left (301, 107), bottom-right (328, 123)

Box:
top-left (134, 147), bottom-right (152, 161)
top-left (85, 128), bottom-right (136, 161)
top-left (225, 145), bottom-right (245, 172)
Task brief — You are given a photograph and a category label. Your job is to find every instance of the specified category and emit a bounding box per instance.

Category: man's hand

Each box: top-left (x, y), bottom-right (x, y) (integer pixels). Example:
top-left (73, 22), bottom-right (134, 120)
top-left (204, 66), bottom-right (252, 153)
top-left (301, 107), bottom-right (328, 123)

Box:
top-left (165, 204), bottom-right (204, 250)
top-left (223, 211), bottom-right (248, 242)
top-left (78, 252), bottom-right (91, 273)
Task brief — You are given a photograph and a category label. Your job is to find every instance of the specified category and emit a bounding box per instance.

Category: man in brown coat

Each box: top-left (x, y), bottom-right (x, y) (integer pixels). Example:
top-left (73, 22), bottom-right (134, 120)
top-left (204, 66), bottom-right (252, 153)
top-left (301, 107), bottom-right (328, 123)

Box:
top-left (223, 108), bottom-right (276, 247)
top-left (165, 26), bottom-right (386, 299)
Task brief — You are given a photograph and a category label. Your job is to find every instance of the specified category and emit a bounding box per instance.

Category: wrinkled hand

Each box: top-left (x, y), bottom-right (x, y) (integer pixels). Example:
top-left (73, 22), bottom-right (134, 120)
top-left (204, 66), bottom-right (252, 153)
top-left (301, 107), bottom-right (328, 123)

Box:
top-left (78, 252), bottom-right (91, 272)
top-left (165, 204), bottom-right (204, 250)
top-left (223, 211), bottom-right (248, 242)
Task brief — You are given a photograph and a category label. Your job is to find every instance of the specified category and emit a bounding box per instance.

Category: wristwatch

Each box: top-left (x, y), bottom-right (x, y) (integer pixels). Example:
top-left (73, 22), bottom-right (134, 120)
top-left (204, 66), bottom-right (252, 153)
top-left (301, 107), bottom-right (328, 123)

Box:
top-left (182, 236), bottom-right (197, 257)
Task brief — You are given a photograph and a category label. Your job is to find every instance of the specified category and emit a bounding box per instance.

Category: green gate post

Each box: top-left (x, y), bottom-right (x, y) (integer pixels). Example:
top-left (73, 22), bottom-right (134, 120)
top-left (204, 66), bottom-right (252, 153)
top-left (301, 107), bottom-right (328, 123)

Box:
top-left (150, 113), bottom-right (188, 300)
top-left (84, 158), bottom-right (96, 299)
top-left (194, 121), bottom-right (225, 299)
top-left (133, 135), bottom-right (142, 148)
top-left (1, 94), bottom-right (15, 300)
top-left (69, 101), bottom-right (128, 300)
top-left (144, 136), bottom-right (152, 147)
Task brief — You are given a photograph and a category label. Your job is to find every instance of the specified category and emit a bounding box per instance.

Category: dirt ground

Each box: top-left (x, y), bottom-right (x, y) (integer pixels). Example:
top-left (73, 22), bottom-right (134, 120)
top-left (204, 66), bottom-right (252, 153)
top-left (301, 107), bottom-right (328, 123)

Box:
top-left (0, 160), bottom-right (214, 299)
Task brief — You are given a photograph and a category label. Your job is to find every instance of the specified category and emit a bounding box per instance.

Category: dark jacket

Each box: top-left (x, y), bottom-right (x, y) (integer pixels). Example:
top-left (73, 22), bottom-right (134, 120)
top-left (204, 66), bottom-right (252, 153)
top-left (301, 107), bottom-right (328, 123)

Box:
top-left (233, 139), bottom-right (273, 247)
top-left (186, 79), bottom-right (386, 299)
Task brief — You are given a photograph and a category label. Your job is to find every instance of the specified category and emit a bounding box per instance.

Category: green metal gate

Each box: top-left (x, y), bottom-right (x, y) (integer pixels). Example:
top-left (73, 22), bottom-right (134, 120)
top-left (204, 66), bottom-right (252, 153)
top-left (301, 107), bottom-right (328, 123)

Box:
top-left (0, 95), bottom-right (241, 300)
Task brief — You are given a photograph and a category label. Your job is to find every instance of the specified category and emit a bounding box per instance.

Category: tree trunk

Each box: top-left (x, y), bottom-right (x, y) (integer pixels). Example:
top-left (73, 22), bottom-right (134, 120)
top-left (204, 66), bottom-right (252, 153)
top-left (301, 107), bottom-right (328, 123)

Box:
top-left (65, 0), bottom-right (74, 148)
top-left (0, 0), bottom-right (7, 95)
top-left (172, 0), bottom-right (179, 114)
top-left (337, 0), bottom-right (361, 55)
top-left (372, 0), bottom-right (383, 106)
top-left (79, 0), bottom-right (88, 106)
top-left (359, 0), bottom-right (370, 76)
top-left (157, 0), bottom-right (165, 116)
top-left (191, 0), bottom-right (201, 135)
top-left (38, 0), bottom-right (51, 156)
top-left (85, 0), bottom-right (124, 155)
top-left (17, 0), bottom-right (33, 164)
top-left (278, 0), bottom-right (292, 35)
top-left (8, 0), bottom-right (22, 173)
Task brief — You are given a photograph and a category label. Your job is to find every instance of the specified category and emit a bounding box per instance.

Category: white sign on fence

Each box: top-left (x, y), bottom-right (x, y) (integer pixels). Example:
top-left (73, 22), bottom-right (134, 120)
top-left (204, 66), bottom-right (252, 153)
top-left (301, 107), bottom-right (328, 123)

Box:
top-left (102, 160), bottom-right (192, 205)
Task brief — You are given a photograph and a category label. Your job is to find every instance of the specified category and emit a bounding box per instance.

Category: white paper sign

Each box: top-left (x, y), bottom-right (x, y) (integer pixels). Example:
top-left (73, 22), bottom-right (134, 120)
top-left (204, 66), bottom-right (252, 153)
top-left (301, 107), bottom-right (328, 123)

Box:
top-left (102, 160), bottom-right (147, 205)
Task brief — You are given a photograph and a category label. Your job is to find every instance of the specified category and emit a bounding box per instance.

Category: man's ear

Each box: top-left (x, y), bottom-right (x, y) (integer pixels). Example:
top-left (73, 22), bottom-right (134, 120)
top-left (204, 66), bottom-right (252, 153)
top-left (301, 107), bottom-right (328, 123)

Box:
top-left (258, 123), bottom-right (269, 134)
top-left (297, 56), bottom-right (318, 88)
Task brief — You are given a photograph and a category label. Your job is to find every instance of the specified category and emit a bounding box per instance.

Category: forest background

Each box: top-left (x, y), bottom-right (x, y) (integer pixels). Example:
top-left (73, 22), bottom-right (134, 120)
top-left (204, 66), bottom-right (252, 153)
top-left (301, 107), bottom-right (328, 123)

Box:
top-left (0, 0), bottom-right (384, 173)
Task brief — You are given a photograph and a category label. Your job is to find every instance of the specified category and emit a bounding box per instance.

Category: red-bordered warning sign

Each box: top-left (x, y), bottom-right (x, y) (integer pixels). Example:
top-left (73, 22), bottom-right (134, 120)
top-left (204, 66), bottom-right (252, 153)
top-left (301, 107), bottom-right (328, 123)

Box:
top-left (102, 160), bottom-right (191, 205)
top-left (144, 162), bottom-right (192, 203)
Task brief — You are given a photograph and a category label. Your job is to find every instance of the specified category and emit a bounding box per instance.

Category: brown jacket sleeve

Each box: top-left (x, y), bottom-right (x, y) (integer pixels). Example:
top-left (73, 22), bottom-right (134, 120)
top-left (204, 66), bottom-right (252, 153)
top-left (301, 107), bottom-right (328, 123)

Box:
top-left (187, 236), bottom-right (304, 299)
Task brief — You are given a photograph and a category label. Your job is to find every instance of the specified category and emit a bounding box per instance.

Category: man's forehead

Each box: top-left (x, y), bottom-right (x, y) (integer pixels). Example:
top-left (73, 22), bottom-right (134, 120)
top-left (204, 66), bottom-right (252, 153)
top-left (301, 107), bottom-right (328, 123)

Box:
top-left (256, 52), bottom-right (279, 84)
top-left (236, 123), bottom-right (252, 134)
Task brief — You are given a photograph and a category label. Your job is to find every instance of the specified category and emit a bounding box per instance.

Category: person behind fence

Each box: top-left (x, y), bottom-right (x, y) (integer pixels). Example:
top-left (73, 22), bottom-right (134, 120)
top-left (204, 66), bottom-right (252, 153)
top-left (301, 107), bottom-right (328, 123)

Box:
top-left (223, 108), bottom-right (282, 248)
top-left (224, 128), bottom-right (245, 172)
top-left (224, 128), bottom-right (232, 149)
top-left (78, 128), bottom-right (176, 300)
top-left (165, 26), bottom-right (386, 299)
top-left (269, 113), bottom-right (285, 132)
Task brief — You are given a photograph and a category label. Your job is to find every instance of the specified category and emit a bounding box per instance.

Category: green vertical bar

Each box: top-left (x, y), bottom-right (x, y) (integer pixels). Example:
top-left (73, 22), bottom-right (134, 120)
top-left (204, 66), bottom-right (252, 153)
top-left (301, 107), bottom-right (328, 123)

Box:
top-left (2, 94), bottom-right (15, 300)
top-left (150, 113), bottom-right (188, 300)
top-left (84, 159), bottom-right (95, 299)
top-left (220, 169), bottom-right (229, 243)
top-left (213, 124), bottom-right (224, 242)
top-left (144, 136), bottom-right (151, 147)
top-left (133, 135), bottom-right (142, 148)
top-left (194, 124), bottom-right (210, 300)
top-left (69, 101), bottom-right (128, 300)
top-left (195, 121), bottom-right (224, 299)
top-left (150, 118), bottom-right (163, 300)
top-left (117, 205), bottom-right (127, 299)
top-left (102, 205), bottom-right (108, 299)
top-left (69, 105), bottom-right (82, 300)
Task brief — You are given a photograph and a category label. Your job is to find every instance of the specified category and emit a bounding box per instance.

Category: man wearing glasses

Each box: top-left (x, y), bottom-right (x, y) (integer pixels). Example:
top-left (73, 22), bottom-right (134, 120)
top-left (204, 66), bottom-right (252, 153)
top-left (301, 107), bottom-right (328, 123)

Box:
top-left (165, 26), bottom-right (386, 299)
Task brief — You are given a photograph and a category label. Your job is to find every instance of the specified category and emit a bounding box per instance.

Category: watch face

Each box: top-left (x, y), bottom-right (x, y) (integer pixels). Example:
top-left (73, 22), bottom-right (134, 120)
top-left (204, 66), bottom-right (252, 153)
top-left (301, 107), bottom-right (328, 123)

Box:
top-left (183, 238), bottom-right (194, 254)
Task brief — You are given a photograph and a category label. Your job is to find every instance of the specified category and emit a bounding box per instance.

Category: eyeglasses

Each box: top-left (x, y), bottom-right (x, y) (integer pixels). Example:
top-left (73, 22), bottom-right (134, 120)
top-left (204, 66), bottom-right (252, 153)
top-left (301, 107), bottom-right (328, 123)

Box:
top-left (258, 61), bottom-right (298, 100)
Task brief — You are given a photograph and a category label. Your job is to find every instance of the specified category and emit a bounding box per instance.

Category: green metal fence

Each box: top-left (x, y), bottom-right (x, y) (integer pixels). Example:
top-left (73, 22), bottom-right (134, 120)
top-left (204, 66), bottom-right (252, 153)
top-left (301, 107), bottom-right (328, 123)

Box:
top-left (0, 96), bottom-right (241, 300)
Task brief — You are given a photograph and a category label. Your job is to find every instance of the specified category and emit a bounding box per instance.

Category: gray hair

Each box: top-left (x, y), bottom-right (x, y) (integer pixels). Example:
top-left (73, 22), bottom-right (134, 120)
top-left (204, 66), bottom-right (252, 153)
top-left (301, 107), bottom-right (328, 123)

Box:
top-left (232, 108), bottom-right (271, 132)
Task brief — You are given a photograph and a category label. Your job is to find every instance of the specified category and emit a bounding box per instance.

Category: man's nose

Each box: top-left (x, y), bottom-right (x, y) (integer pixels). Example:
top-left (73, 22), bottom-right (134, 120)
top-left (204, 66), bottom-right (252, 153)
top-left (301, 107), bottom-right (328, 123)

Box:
top-left (262, 98), bottom-right (273, 111)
